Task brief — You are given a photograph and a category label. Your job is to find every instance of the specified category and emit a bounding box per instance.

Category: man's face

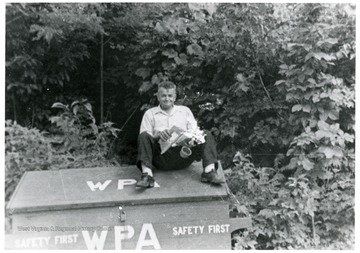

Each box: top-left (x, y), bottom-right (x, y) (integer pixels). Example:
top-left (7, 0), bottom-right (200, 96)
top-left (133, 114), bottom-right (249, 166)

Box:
top-left (157, 87), bottom-right (176, 110)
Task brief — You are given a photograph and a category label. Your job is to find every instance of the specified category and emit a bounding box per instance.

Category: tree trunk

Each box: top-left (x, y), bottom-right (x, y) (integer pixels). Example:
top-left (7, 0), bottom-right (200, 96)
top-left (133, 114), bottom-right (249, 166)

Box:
top-left (100, 31), bottom-right (104, 124)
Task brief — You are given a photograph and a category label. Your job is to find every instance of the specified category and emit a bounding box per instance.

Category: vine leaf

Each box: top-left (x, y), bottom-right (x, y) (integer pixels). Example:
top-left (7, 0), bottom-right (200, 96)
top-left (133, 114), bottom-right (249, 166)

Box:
top-left (187, 43), bottom-right (204, 57)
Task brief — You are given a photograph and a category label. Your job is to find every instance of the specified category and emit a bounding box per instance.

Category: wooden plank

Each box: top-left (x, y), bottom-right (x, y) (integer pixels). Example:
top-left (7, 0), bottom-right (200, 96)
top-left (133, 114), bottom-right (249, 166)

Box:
top-left (12, 201), bottom-right (230, 232)
top-left (5, 217), bottom-right (251, 250)
top-left (7, 162), bottom-right (228, 213)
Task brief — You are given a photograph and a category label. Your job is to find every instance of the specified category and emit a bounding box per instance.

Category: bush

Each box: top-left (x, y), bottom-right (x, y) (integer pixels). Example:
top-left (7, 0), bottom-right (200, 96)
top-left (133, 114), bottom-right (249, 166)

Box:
top-left (226, 151), bottom-right (354, 250)
top-left (49, 99), bottom-right (121, 169)
top-left (5, 100), bottom-right (121, 202)
top-left (5, 120), bottom-right (54, 201)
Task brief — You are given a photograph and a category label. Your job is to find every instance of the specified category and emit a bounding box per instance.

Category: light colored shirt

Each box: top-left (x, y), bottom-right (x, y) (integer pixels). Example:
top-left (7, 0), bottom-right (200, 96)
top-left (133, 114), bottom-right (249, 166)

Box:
top-left (140, 105), bottom-right (198, 136)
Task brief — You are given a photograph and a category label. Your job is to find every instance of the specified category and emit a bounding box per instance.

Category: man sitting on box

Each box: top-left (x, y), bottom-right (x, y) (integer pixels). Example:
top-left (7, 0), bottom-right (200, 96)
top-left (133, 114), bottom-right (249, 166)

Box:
top-left (136, 81), bottom-right (225, 188)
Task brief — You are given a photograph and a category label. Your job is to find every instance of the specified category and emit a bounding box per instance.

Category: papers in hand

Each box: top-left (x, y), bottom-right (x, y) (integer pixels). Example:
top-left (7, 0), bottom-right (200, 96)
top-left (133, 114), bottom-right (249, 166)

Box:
top-left (159, 127), bottom-right (192, 154)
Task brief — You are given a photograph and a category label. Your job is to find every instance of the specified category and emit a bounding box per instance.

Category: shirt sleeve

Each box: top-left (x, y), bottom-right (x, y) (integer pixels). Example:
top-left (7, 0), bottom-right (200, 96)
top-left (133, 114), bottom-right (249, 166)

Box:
top-left (186, 107), bottom-right (198, 131)
top-left (139, 110), bottom-right (154, 135)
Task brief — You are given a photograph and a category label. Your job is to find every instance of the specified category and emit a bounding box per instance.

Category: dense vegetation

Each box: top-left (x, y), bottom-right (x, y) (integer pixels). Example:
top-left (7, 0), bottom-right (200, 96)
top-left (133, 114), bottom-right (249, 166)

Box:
top-left (5, 3), bottom-right (355, 249)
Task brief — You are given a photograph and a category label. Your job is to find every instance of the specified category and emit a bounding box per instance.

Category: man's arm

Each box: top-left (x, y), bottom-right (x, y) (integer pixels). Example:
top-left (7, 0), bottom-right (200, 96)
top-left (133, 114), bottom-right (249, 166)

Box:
top-left (140, 110), bottom-right (171, 141)
top-left (140, 110), bottom-right (155, 136)
top-left (186, 107), bottom-right (198, 131)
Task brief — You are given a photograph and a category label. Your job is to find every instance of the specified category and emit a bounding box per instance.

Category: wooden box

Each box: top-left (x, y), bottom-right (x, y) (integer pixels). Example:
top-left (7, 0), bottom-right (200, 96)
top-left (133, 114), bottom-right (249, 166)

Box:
top-left (6, 162), bottom-right (251, 250)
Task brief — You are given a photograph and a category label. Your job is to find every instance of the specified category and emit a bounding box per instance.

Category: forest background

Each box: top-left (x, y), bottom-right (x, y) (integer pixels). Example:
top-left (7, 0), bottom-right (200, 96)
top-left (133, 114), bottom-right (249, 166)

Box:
top-left (4, 2), bottom-right (355, 250)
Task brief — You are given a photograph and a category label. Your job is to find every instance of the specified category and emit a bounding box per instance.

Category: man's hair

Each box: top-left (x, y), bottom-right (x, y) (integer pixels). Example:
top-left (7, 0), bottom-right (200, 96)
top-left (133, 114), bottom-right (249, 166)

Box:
top-left (158, 81), bottom-right (176, 91)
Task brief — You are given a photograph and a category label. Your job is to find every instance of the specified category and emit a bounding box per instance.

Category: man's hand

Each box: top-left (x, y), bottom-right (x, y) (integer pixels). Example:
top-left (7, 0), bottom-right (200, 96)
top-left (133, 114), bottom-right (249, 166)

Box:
top-left (159, 129), bottom-right (172, 142)
top-left (170, 125), bottom-right (185, 134)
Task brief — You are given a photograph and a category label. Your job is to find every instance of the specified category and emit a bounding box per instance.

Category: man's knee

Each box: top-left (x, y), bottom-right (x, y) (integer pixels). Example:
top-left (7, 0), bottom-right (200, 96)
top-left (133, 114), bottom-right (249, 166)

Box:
top-left (204, 129), bottom-right (211, 136)
top-left (204, 130), bottom-right (215, 142)
top-left (138, 131), bottom-right (154, 143)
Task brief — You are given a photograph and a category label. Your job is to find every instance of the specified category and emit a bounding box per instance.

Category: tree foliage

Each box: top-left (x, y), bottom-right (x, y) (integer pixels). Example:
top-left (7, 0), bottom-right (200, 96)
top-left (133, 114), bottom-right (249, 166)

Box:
top-left (5, 99), bottom-right (120, 200)
top-left (5, 2), bottom-right (355, 249)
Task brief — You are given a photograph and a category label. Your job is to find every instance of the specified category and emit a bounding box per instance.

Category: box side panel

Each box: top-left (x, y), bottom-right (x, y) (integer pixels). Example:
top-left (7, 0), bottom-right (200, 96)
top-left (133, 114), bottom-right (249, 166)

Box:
top-left (9, 200), bottom-right (233, 250)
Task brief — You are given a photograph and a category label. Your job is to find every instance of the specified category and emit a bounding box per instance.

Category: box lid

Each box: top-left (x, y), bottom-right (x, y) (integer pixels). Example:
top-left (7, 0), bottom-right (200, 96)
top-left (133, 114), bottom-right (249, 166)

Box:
top-left (7, 161), bottom-right (228, 213)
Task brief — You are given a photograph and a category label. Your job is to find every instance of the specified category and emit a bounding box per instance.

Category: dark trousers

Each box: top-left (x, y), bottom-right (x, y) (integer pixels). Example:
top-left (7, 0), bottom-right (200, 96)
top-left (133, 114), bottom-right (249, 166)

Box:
top-left (136, 130), bottom-right (218, 171)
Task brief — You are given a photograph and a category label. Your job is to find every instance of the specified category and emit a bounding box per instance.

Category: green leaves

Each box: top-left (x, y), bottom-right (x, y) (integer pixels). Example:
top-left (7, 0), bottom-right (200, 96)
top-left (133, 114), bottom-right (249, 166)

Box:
top-left (291, 104), bottom-right (302, 112)
top-left (318, 146), bottom-right (343, 159)
top-left (186, 43), bottom-right (204, 57)
top-left (258, 3), bottom-right (355, 249)
top-left (316, 38), bottom-right (338, 47)
top-left (5, 114), bottom-right (119, 202)
top-left (138, 81), bottom-right (154, 94)
top-left (162, 48), bottom-right (178, 59)
top-left (5, 120), bottom-right (54, 200)
top-left (235, 74), bottom-right (250, 93)
top-left (299, 156), bottom-right (314, 171)
top-left (135, 68), bottom-right (151, 80)
top-left (154, 22), bottom-right (166, 33)
top-left (188, 3), bottom-right (218, 16)
top-left (259, 209), bottom-right (275, 218)
top-left (51, 102), bottom-right (69, 111)
top-left (291, 104), bottom-right (311, 113)
top-left (30, 24), bottom-right (63, 44)
top-left (304, 52), bottom-right (337, 62)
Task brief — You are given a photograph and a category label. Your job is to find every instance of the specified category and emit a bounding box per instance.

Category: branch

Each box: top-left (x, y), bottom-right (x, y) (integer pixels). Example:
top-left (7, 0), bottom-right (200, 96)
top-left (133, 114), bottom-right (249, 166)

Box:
top-left (6, 4), bottom-right (30, 25)
top-left (103, 36), bottom-right (113, 46)
top-left (6, 15), bottom-right (23, 25)
top-left (255, 62), bottom-right (275, 108)
top-left (312, 214), bottom-right (317, 249)
top-left (119, 103), bottom-right (140, 131)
